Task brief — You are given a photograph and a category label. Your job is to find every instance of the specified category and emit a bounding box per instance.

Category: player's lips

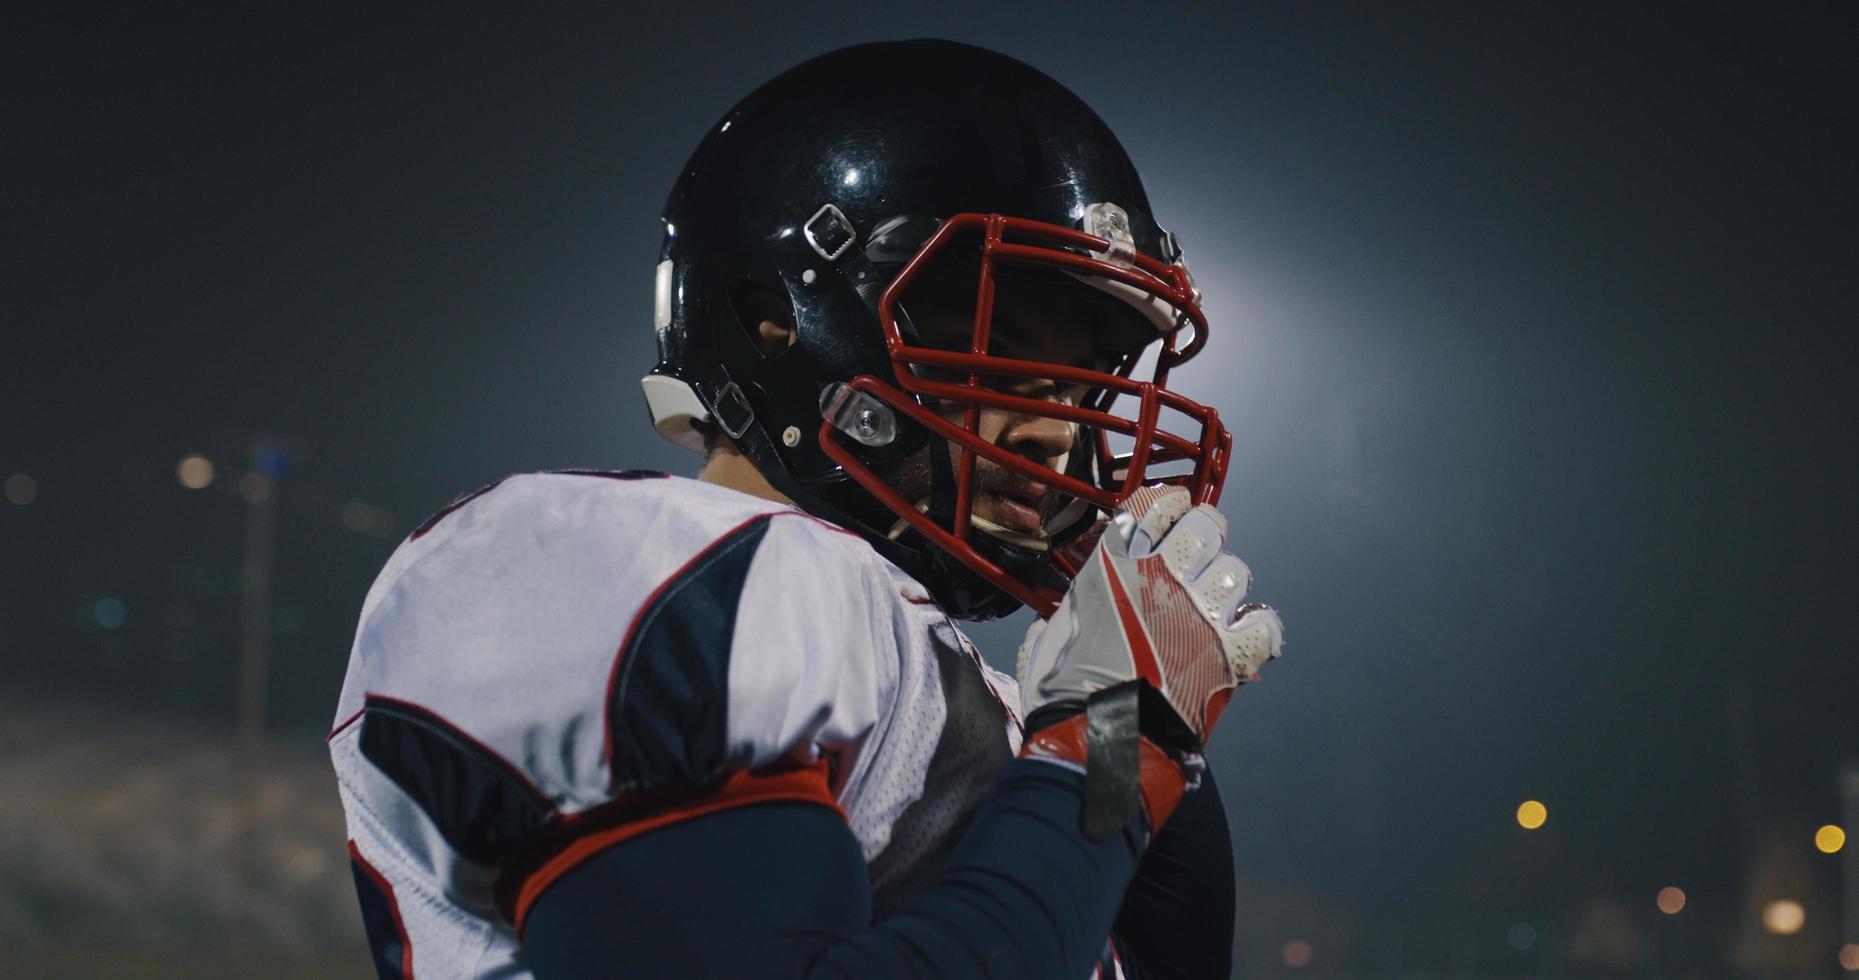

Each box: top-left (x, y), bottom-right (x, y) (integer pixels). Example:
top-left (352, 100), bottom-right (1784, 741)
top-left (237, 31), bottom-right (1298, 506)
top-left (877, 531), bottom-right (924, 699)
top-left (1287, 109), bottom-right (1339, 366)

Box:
top-left (984, 482), bottom-right (1050, 535)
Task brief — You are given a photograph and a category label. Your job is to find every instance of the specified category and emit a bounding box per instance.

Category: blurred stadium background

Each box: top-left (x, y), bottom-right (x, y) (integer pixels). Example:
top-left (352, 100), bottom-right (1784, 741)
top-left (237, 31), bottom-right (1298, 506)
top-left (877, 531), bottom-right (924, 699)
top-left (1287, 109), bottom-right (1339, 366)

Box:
top-left (7, 3), bottom-right (1856, 977)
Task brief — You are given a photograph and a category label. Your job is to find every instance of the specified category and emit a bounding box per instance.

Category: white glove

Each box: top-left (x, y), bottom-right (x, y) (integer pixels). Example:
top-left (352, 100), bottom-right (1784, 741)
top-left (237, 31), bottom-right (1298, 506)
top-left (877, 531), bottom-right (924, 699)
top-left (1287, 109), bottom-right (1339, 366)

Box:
top-left (1017, 486), bottom-right (1283, 743)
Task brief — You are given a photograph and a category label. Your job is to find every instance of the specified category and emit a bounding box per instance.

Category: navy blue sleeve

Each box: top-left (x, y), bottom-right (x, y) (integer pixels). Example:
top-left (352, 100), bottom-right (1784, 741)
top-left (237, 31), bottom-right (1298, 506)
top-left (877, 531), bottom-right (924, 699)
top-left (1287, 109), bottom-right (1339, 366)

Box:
top-left (1111, 766), bottom-right (1235, 980)
top-left (522, 758), bottom-right (1144, 979)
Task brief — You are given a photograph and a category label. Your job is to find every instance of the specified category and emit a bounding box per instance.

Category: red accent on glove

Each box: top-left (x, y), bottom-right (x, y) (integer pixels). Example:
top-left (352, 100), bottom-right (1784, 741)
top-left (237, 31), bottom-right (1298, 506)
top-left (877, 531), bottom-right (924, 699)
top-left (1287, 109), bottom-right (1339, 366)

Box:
top-left (1019, 714), bottom-right (1190, 831)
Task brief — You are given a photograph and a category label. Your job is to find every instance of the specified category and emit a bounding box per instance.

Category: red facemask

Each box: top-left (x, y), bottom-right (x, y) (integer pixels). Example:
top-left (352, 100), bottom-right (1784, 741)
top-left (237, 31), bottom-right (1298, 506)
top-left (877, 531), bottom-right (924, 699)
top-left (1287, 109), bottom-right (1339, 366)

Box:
top-left (817, 212), bottom-right (1231, 618)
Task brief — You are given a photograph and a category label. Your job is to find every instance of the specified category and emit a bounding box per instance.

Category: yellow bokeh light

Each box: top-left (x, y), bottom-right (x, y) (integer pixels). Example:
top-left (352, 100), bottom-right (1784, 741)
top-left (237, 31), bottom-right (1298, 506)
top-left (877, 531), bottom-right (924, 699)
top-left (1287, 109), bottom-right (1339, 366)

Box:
top-left (1839, 942), bottom-right (1859, 972)
top-left (1816, 824), bottom-right (1846, 854)
top-left (1762, 899), bottom-right (1805, 936)
top-left (1516, 800), bottom-right (1547, 830)
top-left (1656, 886), bottom-right (1686, 914)
top-left (176, 455), bottom-right (215, 490)
top-left (1281, 940), bottom-right (1313, 969)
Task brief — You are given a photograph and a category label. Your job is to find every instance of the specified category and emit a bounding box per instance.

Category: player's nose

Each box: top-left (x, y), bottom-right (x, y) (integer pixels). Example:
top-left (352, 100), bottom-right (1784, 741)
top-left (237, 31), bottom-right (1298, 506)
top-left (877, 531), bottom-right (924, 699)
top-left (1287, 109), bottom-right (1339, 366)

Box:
top-left (993, 405), bottom-right (1075, 466)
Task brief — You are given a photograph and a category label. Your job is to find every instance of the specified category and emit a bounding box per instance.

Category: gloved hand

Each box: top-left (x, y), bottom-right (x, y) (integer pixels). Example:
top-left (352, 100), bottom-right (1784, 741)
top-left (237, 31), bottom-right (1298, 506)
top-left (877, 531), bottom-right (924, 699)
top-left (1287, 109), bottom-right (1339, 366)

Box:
top-left (1018, 487), bottom-right (1278, 833)
top-left (1017, 484), bottom-right (1283, 747)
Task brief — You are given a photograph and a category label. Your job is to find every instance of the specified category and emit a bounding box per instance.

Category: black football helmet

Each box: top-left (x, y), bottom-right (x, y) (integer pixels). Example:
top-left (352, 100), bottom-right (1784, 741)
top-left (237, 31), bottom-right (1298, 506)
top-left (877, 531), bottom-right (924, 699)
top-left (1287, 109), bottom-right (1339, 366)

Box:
top-left (643, 39), bottom-right (1230, 619)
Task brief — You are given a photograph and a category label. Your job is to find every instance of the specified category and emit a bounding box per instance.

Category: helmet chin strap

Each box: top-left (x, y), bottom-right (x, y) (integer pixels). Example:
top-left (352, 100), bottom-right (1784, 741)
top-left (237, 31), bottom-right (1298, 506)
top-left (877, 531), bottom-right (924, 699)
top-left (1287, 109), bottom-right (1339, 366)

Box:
top-left (885, 500), bottom-right (930, 542)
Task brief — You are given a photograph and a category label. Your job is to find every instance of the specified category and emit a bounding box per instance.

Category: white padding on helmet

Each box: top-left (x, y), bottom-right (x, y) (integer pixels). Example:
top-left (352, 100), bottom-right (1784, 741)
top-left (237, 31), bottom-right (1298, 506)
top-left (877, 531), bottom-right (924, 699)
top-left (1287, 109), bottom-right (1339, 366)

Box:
top-left (640, 374), bottom-right (710, 454)
top-left (653, 260), bottom-right (674, 335)
top-left (1062, 270), bottom-right (1183, 335)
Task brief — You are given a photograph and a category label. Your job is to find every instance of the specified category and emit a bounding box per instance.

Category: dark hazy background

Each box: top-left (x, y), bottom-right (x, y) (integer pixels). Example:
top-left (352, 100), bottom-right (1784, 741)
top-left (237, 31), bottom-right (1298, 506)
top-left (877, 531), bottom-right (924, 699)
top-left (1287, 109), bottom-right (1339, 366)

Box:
top-left (6, 3), bottom-right (1855, 977)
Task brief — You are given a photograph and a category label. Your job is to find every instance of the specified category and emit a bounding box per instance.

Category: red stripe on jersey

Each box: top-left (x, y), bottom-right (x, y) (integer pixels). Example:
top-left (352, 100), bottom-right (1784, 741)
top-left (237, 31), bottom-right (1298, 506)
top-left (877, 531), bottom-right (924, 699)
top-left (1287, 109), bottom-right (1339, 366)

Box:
top-left (508, 760), bottom-right (841, 936)
top-left (349, 839), bottom-right (415, 979)
top-left (327, 705), bottom-right (366, 742)
top-left (1100, 549), bottom-right (1163, 688)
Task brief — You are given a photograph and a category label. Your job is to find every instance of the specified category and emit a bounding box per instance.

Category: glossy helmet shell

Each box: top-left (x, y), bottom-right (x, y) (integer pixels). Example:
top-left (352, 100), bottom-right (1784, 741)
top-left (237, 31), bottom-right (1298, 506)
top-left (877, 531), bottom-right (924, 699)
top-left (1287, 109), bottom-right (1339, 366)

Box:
top-left (644, 39), bottom-right (1225, 618)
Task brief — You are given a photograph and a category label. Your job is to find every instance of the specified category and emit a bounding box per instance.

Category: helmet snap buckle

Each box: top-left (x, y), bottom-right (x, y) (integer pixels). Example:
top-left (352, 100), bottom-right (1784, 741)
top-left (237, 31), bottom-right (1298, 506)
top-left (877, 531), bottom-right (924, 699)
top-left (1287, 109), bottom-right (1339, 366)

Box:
top-left (820, 382), bottom-right (897, 448)
top-left (712, 381), bottom-right (755, 439)
top-left (804, 204), bottom-right (857, 262)
top-left (1082, 202), bottom-right (1137, 267)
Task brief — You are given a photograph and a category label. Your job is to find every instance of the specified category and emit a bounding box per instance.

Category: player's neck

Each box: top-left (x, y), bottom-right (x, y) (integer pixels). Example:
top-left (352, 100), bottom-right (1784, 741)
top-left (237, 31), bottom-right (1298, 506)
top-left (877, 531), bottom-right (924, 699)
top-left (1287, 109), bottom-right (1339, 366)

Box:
top-left (697, 447), bottom-right (794, 506)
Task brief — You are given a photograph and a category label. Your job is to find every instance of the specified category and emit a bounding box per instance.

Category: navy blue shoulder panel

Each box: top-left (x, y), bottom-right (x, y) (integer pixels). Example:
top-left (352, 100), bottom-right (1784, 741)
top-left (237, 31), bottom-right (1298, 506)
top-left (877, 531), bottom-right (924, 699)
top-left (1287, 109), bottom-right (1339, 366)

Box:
top-left (357, 695), bottom-right (558, 865)
top-left (348, 841), bottom-right (412, 979)
top-left (606, 514), bottom-right (775, 792)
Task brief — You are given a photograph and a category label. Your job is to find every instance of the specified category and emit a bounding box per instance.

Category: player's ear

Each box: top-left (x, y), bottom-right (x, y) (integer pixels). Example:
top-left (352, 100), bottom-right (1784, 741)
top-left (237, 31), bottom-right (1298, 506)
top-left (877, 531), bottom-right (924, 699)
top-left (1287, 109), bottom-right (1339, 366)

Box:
top-left (755, 318), bottom-right (798, 360)
top-left (729, 280), bottom-right (797, 360)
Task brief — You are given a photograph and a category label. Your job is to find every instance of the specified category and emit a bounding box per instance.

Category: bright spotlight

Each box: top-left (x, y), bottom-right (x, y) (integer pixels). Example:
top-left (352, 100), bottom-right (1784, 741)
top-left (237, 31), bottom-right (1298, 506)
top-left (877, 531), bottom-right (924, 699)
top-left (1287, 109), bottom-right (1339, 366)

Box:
top-left (1816, 824), bottom-right (1846, 854)
top-left (1762, 899), bottom-right (1805, 936)
top-left (1516, 800), bottom-right (1547, 830)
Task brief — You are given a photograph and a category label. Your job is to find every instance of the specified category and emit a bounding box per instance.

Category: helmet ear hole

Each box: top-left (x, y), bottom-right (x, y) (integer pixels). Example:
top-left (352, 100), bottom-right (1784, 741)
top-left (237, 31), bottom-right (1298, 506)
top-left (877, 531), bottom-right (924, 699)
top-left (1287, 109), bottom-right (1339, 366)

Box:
top-left (728, 279), bottom-right (797, 361)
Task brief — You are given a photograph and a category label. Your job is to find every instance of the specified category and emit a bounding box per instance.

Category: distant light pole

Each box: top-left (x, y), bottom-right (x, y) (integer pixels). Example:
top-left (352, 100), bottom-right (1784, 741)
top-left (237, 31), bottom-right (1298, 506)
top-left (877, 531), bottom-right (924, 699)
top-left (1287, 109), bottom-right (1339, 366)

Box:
top-left (237, 437), bottom-right (293, 751)
top-left (1841, 761), bottom-right (1859, 953)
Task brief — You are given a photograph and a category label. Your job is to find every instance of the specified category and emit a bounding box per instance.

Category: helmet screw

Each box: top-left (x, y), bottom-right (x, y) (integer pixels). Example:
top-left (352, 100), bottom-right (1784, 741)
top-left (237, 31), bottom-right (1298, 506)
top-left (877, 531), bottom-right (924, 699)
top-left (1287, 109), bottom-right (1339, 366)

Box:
top-left (801, 269), bottom-right (817, 285)
top-left (782, 425), bottom-right (801, 447)
top-left (856, 411), bottom-right (880, 437)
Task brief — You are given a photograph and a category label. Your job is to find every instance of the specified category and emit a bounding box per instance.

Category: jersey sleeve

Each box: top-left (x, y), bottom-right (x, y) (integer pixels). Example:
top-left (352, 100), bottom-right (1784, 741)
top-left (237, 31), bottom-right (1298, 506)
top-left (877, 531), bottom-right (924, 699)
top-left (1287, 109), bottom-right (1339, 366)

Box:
top-left (519, 510), bottom-right (903, 932)
top-left (327, 473), bottom-right (905, 966)
top-left (520, 758), bottom-right (1152, 980)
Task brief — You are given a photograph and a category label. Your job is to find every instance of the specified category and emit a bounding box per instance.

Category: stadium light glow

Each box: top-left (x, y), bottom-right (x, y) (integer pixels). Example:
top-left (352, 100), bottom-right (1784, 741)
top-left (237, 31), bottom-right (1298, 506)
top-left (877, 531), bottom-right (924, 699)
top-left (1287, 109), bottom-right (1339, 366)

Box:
top-left (1516, 800), bottom-right (1547, 830)
top-left (1815, 824), bottom-right (1846, 854)
top-left (1656, 886), bottom-right (1686, 914)
top-left (1762, 899), bottom-right (1805, 935)
top-left (1839, 943), bottom-right (1859, 972)
top-left (176, 455), bottom-right (214, 489)
top-left (1281, 940), bottom-right (1313, 968)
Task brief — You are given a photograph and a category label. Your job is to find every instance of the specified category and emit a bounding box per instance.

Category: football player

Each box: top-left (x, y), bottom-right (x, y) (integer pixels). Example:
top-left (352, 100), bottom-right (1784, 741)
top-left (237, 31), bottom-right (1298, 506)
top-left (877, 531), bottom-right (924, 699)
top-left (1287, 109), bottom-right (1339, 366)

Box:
top-left (331, 40), bottom-right (1284, 979)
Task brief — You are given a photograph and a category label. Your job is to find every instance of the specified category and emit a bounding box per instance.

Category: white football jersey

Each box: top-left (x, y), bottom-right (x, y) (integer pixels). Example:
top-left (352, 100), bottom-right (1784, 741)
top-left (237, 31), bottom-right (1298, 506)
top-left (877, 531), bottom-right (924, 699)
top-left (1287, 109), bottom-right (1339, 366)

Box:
top-left (329, 471), bottom-right (1029, 977)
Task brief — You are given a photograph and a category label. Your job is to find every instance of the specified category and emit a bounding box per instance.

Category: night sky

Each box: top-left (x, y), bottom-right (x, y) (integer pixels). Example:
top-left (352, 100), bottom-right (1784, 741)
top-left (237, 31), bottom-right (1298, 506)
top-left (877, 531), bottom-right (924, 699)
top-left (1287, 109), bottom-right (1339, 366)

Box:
top-left (8, 3), bottom-right (1856, 973)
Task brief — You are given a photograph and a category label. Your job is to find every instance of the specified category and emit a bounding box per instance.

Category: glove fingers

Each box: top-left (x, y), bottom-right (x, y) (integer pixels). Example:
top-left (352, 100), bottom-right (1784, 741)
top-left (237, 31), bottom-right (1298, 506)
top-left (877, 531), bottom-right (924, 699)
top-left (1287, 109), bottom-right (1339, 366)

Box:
top-left (1119, 487), bottom-right (1194, 556)
top-left (1190, 552), bottom-right (1252, 625)
top-left (1189, 502), bottom-right (1229, 538)
top-left (1151, 508), bottom-right (1227, 582)
top-left (1226, 603), bottom-right (1284, 681)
